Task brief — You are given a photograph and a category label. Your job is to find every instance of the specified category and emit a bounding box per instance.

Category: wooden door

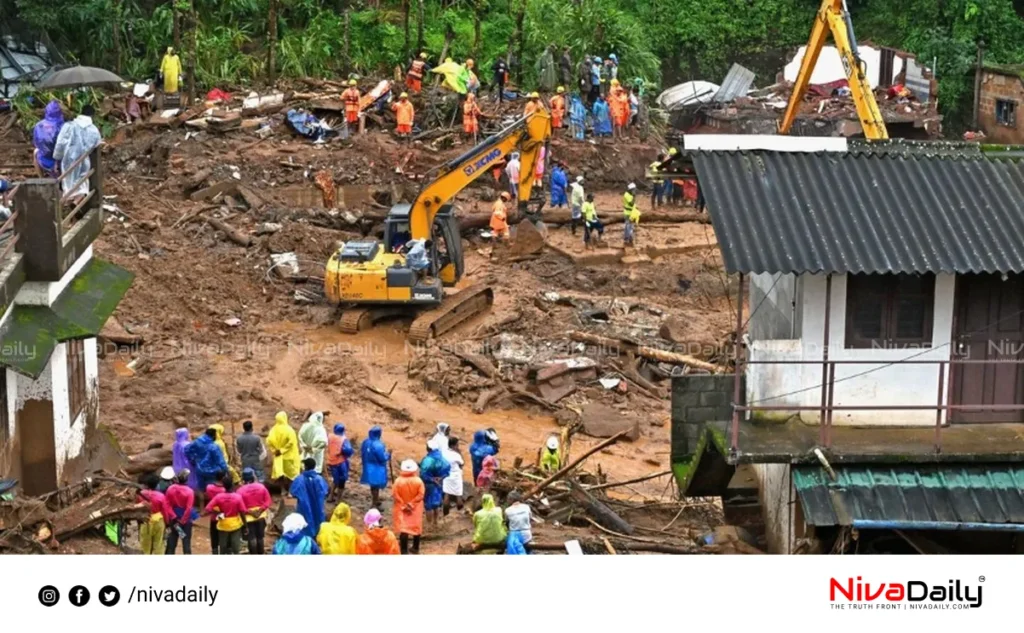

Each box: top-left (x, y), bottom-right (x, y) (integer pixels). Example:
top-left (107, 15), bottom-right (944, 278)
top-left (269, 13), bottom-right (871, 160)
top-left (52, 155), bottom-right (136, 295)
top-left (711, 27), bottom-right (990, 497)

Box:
top-left (953, 273), bottom-right (1024, 423)
top-left (19, 399), bottom-right (57, 495)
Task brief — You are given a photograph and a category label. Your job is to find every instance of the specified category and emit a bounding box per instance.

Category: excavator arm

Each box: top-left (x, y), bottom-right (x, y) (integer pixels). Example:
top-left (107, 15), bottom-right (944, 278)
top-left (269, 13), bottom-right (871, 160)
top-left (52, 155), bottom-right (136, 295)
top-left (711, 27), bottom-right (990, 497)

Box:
top-left (407, 109), bottom-right (552, 239)
top-left (780, 0), bottom-right (888, 140)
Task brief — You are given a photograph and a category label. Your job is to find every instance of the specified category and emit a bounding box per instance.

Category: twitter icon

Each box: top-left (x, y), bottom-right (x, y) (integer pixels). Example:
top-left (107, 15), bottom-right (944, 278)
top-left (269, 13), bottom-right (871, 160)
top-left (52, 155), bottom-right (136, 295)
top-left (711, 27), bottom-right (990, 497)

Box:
top-left (99, 585), bottom-right (120, 607)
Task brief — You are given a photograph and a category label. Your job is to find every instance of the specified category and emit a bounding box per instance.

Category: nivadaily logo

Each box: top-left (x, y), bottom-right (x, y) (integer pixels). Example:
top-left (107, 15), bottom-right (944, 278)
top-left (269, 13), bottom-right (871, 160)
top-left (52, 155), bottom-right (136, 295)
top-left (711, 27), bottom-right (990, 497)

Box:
top-left (829, 576), bottom-right (984, 610)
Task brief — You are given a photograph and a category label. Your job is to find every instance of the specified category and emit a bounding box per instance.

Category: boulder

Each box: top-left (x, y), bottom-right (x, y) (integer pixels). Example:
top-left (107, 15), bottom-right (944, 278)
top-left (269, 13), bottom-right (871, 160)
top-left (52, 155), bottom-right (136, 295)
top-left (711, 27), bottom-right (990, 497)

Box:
top-left (658, 316), bottom-right (688, 344)
top-left (580, 403), bottom-right (641, 441)
top-left (509, 218), bottom-right (547, 257)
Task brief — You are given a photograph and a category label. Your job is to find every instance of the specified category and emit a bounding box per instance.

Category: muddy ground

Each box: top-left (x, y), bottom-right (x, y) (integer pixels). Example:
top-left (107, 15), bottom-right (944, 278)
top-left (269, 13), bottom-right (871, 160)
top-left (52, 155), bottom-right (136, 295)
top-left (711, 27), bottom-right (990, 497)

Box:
top-left (3, 106), bottom-right (738, 553)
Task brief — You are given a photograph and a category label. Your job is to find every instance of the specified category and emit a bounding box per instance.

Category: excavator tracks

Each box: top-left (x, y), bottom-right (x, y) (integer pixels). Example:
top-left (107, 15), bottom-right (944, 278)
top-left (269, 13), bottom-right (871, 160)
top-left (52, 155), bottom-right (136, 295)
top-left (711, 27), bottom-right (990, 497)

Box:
top-left (407, 284), bottom-right (495, 343)
top-left (338, 307), bottom-right (412, 334)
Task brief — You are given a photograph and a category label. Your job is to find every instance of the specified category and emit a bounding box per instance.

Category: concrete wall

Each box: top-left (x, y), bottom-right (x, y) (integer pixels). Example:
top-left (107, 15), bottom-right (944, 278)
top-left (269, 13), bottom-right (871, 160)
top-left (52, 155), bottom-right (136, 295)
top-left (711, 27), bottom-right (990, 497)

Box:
top-left (749, 273), bottom-right (800, 341)
top-left (671, 374), bottom-right (737, 460)
top-left (755, 462), bottom-right (793, 554)
top-left (978, 71), bottom-right (1024, 144)
top-left (746, 272), bottom-right (955, 426)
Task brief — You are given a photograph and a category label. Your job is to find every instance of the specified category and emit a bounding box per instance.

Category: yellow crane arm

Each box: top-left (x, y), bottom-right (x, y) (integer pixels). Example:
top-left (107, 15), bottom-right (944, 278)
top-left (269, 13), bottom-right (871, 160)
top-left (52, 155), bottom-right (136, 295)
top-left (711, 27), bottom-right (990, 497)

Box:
top-left (779, 0), bottom-right (888, 140)
top-left (408, 109), bottom-right (552, 239)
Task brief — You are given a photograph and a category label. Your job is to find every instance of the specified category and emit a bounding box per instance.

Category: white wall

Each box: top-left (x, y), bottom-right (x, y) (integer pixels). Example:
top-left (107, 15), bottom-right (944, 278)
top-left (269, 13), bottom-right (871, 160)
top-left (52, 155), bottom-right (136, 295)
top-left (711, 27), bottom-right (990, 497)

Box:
top-left (784, 45), bottom-right (904, 89)
top-left (747, 273), bottom-right (955, 426)
top-left (755, 463), bottom-right (793, 554)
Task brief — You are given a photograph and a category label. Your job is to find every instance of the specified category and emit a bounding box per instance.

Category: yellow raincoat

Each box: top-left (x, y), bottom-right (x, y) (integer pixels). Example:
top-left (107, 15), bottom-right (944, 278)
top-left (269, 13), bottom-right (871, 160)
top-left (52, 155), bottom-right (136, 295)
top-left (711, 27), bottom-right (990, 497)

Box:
top-left (267, 412), bottom-right (300, 480)
top-left (160, 48), bottom-right (182, 94)
top-left (472, 493), bottom-right (507, 546)
top-left (317, 503), bottom-right (358, 555)
top-left (210, 424), bottom-right (241, 484)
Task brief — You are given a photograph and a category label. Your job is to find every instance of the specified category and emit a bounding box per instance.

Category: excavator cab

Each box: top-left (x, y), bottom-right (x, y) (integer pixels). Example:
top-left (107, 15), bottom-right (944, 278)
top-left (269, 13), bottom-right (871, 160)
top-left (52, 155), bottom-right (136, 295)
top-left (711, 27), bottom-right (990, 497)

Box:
top-left (383, 203), bottom-right (463, 286)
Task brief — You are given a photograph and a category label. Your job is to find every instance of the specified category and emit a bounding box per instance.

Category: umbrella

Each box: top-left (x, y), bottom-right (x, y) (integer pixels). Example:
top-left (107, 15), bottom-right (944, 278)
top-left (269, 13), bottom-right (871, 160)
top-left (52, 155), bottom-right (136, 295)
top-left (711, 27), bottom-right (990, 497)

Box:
top-left (36, 66), bottom-right (124, 90)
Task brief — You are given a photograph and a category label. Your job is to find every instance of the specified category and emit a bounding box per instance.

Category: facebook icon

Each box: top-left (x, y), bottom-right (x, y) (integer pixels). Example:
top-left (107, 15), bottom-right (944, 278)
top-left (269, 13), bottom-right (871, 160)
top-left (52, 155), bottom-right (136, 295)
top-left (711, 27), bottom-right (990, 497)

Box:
top-left (69, 585), bottom-right (90, 607)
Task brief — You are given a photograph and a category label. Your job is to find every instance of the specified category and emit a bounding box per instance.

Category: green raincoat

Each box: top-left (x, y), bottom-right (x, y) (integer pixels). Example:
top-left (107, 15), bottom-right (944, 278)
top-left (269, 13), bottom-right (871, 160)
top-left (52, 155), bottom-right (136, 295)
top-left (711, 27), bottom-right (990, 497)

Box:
top-left (472, 494), bottom-right (507, 546)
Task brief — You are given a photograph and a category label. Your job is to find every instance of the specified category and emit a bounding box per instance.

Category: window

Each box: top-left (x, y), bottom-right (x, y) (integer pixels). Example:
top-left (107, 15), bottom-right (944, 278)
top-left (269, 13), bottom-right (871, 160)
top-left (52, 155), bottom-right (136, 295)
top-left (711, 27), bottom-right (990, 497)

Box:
top-left (66, 339), bottom-right (86, 423)
top-left (997, 99), bottom-right (1017, 127)
top-left (845, 274), bottom-right (935, 349)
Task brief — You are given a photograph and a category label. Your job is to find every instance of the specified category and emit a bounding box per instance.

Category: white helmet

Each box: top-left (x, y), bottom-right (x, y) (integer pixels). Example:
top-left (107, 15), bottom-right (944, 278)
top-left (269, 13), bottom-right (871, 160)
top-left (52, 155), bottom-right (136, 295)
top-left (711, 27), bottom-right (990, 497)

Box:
top-left (546, 437), bottom-right (559, 451)
top-left (576, 175), bottom-right (584, 183)
top-left (400, 459), bottom-right (418, 473)
top-left (627, 182), bottom-right (637, 190)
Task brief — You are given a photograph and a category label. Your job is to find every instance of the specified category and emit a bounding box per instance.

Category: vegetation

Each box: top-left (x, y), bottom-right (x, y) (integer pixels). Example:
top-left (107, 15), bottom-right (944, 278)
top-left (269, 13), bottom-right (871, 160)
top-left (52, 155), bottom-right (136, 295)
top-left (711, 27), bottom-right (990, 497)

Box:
top-left (5, 0), bottom-right (1024, 132)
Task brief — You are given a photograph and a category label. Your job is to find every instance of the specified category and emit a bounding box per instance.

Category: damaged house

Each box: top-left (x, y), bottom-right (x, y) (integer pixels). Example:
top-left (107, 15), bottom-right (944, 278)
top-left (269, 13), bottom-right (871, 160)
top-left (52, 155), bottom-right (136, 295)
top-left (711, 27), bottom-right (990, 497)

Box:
top-left (663, 45), bottom-right (940, 140)
top-left (673, 141), bottom-right (1024, 554)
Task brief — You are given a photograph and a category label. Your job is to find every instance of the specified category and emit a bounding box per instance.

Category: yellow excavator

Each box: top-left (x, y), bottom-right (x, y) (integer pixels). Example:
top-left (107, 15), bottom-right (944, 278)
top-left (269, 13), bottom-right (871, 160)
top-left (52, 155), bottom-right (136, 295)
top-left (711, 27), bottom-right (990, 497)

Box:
top-left (780, 0), bottom-right (888, 139)
top-left (324, 109), bottom-right (552, 342)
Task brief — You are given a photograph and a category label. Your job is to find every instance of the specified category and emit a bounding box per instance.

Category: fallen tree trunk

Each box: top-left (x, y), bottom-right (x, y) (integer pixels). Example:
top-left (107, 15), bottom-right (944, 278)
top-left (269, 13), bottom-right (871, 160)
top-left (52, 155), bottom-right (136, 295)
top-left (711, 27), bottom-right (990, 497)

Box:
top-left (586, 469), bottom-right (672, 492)
top-left (523, 431), bottom-right (625, 500)
top-left (569, 331), bottom-right (720, 373)
top-left (569, 481), bottom-right (635, 535)
top-left (207, 217), bottom-right (253, 246)
top-left (123, 447), bottom-right (173, 476)
top-left (544, 209), bottom-right (710, 226)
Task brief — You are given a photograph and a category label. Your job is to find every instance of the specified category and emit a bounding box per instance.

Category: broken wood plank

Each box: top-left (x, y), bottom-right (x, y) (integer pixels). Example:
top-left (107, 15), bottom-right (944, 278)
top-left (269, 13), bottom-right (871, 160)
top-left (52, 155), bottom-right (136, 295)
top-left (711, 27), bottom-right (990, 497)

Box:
top-left (237, 185), bottom-right (267, 211)
top-left (207, 217), bottom-right (252, 246)
top-left (569, 330), bottom-right (720, 373)
top-left (184, 168), bottom-right (212, 192)
top-left (570, 481), bottom-right (635, 535)
top-left (190, 180), bottom-right (238, 202)
top-left (453, 349), bottom-right (499, 379)
top-left (586, 470), bottom-right (672, 492)
top-left (523, 431), bottom-right (626, 500)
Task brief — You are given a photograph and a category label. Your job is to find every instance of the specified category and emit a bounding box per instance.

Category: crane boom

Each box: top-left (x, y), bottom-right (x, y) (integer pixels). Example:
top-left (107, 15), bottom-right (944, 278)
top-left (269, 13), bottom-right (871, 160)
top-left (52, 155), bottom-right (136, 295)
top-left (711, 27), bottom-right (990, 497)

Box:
top-left (408, 110), bottom-right (551, 239)
top-left (780, 0), bottom-right (888, 140)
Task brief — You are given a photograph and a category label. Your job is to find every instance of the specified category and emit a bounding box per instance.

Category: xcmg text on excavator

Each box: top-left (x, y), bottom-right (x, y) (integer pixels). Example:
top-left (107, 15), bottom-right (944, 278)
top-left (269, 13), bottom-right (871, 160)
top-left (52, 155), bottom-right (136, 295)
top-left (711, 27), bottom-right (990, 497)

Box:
top-left (324, 109), bottom-right (552, 342)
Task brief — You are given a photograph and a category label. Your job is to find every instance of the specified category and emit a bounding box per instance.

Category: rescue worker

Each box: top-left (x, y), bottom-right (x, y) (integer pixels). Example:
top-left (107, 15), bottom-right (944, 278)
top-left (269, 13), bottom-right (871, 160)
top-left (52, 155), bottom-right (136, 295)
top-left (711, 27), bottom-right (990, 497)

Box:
top-left (540, 436), bottom-right (561, 472)
top-left (592, 94), bottom-right (612, 137)
top-left (569, 94), bottom-right (586, 141)
top-left (583, 192), bottom-right (604, 247)
top-left (609, 79), bottom-right (629, 137)
top-left (550, 160), bottom-right (568, 209)
top-left (267, 411), bottom-right (300, 496)
top-left (392, 92), bottom-right (415, 137)
top-left (569, 175), bottom-right (585, 235)
top-left (299, 411), bottom-right (329, 473)
top-left (317, 502), bottom-right (358, 555)
top-left (524, 91), bottom-right (543, 118)
top-left (420, 439), bottom-right (451, 528)
top-left (204, 473), bottom-right (227, 554)
top-left (534, 144), bottom-right (546, 187)
top-left (469, 429), bottom-right (497, 483)
top-left (589, 57), bottom-right (603, 105)
top-left (171, 428), bottom-right (193, 489)
top-left (137, 476), bottom-right (170, 555)
top-left (236, 420), bottom-right (267, 482)
top-left (326, 423), bottom-right (354, 503)
top-left (492, 56), bottom-right (509, 103)
top-left (157, 466), bottom-right (174, 493)
top-left (465, 58), bottom-right (480, 94)
top-left (442, 436), bottom-right (466, 516)
top-left (290, 457), bottom-right (328, 539)
top-left (393, 459), bottom-right (426, 554)
top-left (577, 54), bottom-right (592, 96)
top-left (551, 86), bottom-right (567, 129)
top-left (431, 422), bottom-right (451, 451)
top-left (504, 490), bottom-right (534, 544)
top-left (203, 478), bottom-right (247, 555)
top-left (165, 470), bottom-right (196, 555)
top-left (463, 93), bottom-right (483, 142)
top-left (273, 513), bottom-right (320, 555)
top-left (650, 153), bottom-right (666, 208)
top-left (360, 426), bottom-right (391, 508)
top-left (505, 152), bottom-right (521, 199)
top-left (490, 192), bottom-right (511, 242)
top-left (472, 493), bottom-right (507, 547)
top-left (356, 508), bottom-right (400, 555)
top-left (341, 79), bottom-right (362, 136)
top-left (159, 46), bottom-right (182, 95)
top-left (623, 182), bottom-right (640, 247)
top-left (184, 427), bottom-right (228, 499)
top-left (32, 100), bottom-right (64, 178)
top-left (406, 52), bottom-right (429, 93)
top-left (209, 423), bottom-right (239, 485)
top-left (238, 467), bottom-right (271, 555)
top-left (405, 238), bottom-right (432, 280)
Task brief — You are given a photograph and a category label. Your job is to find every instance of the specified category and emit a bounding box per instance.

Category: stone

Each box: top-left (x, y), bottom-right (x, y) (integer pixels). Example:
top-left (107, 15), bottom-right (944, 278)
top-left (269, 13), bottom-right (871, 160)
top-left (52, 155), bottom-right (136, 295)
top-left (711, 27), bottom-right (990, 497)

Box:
top-left (508, 218), bottom-right (546, 257)
top-left (580, 403), bottom-right (641, 441)
top-left (659, 316), bottom-right (688, 344)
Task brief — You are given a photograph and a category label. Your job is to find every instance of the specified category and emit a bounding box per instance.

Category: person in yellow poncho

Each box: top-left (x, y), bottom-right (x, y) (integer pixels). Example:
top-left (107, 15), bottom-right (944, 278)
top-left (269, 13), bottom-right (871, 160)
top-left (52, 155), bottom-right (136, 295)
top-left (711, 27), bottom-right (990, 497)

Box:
top-left (317, 502), bottom-right (358, 554)
top-left (472, 493), bottom-right (507, 547)
top-left (268, 411), bottom-right (300, 485)
top-left (159, 47), bottom-right (182, 95)
top-left (209, 423), bottom-right (241, 485)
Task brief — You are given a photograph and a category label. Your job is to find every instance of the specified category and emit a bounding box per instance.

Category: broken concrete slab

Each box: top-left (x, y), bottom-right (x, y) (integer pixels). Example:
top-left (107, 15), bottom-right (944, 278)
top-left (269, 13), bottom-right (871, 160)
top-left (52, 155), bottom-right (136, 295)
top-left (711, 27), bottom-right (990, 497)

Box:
top-left (580, 403), bottom-right (641, 441)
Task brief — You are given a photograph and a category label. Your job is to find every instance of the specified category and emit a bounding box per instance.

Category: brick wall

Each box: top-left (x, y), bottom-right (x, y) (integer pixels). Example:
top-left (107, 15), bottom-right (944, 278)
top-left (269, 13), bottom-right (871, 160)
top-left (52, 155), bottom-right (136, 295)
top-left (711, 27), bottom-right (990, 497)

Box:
top-left (671, 373), bottom-right (739, 461)
top-left (979, 71), bottom-right (1024, 144)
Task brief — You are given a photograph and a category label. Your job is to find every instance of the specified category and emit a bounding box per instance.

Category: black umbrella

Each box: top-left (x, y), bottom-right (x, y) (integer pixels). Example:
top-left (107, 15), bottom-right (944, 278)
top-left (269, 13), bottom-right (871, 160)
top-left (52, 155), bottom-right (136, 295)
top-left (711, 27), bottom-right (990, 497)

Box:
top-left (36, 66), bottom-right (124, 90)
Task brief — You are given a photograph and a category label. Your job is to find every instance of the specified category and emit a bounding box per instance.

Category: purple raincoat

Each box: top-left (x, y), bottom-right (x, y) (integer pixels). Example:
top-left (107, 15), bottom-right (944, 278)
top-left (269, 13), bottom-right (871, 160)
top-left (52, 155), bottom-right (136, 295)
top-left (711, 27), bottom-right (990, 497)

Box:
top-left (171, 428), bottom-right (197, 489)
top-left (32, 101), bottom-right (64, 174)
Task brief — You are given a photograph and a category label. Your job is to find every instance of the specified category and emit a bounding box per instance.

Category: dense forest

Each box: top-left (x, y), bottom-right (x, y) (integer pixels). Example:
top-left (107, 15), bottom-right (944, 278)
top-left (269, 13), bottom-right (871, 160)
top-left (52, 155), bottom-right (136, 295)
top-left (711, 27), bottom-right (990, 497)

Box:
top-left (4, 0), bottom-right (1024, 131)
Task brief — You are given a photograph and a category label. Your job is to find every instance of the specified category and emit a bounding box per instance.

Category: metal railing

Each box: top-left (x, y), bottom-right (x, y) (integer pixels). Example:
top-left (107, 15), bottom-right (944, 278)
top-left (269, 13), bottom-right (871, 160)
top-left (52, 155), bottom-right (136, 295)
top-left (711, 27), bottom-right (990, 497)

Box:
top-left (56, 145), bottom-right (100, 228)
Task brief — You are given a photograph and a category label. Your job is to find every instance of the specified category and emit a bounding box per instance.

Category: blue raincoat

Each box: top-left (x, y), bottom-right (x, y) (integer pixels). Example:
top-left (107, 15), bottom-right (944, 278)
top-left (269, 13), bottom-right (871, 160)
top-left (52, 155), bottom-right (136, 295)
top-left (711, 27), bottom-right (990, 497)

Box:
top-left (569, 96), bottom-right (586, 140)
top-left (550, 166), bottom-right (568, 207)
top-left (469, 430), bottom-right (497, 483)
top-left (419, 449), bottom-right (451, 511)
top-left (272, 531), bottom-right (321, 555)
top-left (32, 100), bottom-right (63, 174)
top-left (360, 426), bottom-right (390, 488)
top-left (506, 530), bottom-right (528, 555)
top-left (184, 434), bottom-right (227, 490)
top-left (290, 470), bottom-right (328, 539)
top-left (593, 98), bottom-right (612, 136)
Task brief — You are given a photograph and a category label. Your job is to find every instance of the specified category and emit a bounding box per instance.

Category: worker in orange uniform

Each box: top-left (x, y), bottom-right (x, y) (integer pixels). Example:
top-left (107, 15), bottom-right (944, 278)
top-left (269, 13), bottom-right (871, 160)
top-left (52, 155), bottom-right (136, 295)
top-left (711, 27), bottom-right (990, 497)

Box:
top-left (609, 79), bottom-right (629, 138)
top-left (463, 93), bottom-right (483, 142)
top-left (341, 79), bottom-right (362, 136)
top-left (392, 92), bottom-right (415, 138)
top-left (524, 92), bottom-right (543, 117)
top-left (406, 52), bottom-right (429, 93)
top-left (550, 86), bottom-right (567, 130)
top-left (490, 192), bottom-right (511, 242)
top-left (392, 459), bottom-right (425, 554)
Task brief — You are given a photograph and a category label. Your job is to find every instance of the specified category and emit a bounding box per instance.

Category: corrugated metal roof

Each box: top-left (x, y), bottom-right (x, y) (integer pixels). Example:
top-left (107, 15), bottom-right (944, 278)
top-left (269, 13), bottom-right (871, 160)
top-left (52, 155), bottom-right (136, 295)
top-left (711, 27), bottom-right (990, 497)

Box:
top-left (793, 464), bottom-right (1024, 527)
top-left (713, 63), bottom-right (756, 102)
top-left (693, 151), bottom-right (1024, 274)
